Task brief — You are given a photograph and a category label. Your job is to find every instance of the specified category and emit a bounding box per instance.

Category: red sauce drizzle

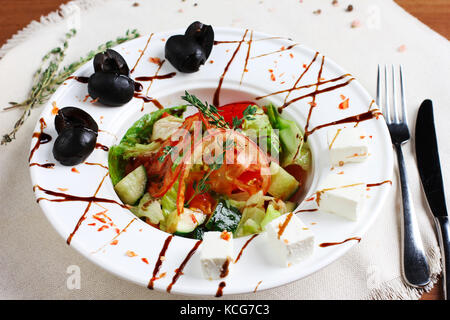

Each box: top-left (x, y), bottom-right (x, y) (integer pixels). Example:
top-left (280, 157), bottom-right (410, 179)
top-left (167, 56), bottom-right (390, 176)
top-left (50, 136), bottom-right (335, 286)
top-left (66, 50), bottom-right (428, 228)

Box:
top-left (166, 240), bottom-right (202, 293)
top-left (148, 235), bottom-right (173, 289)
top-left (215, 281), bottom-right (226, 297)
top-left (254, 280), bottom-right (262, 293)
top-left (235, 234), bottom-right (258, 263)
top-left (213, 29), bottom-right (249, 107)
top-left (319, 237), bottom-right (361, 248)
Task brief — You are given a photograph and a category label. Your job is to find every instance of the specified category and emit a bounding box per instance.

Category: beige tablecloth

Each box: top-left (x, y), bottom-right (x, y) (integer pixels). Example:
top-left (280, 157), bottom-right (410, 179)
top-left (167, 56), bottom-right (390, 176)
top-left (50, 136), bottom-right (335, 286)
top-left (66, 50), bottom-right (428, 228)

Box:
top-left (0, 0), bottom-right (449, 300)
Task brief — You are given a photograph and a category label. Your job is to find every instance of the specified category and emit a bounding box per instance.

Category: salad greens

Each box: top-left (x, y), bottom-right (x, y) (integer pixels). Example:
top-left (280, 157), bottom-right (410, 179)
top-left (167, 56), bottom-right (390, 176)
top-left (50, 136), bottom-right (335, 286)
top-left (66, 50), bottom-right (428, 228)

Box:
top-left (108, 93), bottom-right (311, 239)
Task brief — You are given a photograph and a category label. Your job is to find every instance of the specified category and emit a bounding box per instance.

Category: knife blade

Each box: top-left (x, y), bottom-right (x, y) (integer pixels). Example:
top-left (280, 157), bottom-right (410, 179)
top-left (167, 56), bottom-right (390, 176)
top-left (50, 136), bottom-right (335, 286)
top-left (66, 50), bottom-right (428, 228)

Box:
top-left (415, 99), bottom-right (450, 300)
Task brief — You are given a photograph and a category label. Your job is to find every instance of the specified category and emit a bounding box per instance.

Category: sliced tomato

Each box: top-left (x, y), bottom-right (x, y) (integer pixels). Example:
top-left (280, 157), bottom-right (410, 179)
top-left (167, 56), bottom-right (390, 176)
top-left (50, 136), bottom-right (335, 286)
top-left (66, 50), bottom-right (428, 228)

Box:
top-left (185, 175), bottom-right (216, 215)
top-left (217, 101), bottom-right (258, 127)
top-left (202, 129), bottom-right (271, 196)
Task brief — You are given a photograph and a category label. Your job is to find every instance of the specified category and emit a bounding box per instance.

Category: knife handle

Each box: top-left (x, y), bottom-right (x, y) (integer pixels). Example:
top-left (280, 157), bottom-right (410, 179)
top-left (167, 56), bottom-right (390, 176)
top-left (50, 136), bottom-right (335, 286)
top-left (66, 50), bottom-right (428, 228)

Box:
top-left (434, 216), bottom-right (450, 300)
top-left (395, 144), bottom-right (431, 287)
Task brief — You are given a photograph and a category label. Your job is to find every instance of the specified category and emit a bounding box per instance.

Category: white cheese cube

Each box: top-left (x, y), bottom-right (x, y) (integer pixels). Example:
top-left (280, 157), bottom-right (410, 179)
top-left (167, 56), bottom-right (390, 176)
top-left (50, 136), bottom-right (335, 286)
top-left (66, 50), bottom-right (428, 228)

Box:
top-left (265, 213), bottom-right (314, 267)
top-left (316, 174), bottom-right (366, 221)
top-left (327, 127), bottom-right (369, 166)
top-left (200, 231), bottom-right (233, 280)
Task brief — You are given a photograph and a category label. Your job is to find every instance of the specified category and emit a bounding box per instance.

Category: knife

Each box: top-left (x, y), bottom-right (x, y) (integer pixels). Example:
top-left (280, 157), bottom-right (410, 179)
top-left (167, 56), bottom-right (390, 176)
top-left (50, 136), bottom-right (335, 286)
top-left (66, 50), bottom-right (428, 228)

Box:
top-left (415, 99), bottom-right (450, 300)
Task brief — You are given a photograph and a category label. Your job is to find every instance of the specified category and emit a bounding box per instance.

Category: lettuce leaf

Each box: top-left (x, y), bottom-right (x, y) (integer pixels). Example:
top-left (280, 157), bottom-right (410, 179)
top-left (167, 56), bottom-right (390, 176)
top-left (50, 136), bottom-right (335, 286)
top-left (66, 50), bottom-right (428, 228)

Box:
top-left (108, 105), bottom-right (187, 185)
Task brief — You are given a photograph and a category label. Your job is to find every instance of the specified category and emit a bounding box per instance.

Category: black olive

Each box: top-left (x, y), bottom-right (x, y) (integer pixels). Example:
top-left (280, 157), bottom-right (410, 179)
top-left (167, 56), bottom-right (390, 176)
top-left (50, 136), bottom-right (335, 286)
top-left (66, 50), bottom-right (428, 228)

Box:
top-left (165, 35), bottom-right (207, 73)
top-left (185, 21), bottom-right (214, 59)
top-left (52, 126), bottom-right (97, 166)
top-left (55, 107), bottom-right (98, 135)
top-left (88, 72), bottom-right (135, 107)
top-left (93, 49), bottom-right (129, 76)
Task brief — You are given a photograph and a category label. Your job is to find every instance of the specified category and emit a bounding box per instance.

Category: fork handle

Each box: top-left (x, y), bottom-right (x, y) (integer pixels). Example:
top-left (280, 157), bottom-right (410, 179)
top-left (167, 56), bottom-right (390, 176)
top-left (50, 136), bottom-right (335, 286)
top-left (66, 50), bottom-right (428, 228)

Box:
top-left (394, 143), bottom-right (431, 287)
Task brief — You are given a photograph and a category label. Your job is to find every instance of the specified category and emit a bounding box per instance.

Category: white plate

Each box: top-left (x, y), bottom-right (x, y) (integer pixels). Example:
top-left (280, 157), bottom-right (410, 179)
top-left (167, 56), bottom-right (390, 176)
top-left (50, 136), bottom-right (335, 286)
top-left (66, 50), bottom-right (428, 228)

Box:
top-left (29, 28), bottom-right (393, 296)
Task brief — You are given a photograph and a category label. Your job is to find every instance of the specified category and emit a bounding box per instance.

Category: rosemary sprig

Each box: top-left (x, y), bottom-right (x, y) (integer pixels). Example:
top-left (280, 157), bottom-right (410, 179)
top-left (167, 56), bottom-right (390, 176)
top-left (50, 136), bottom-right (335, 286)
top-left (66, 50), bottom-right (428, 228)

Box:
top-left (1, 29), bottom-right (140, 145)
top-left (181, 91), bottom-right (229, 129)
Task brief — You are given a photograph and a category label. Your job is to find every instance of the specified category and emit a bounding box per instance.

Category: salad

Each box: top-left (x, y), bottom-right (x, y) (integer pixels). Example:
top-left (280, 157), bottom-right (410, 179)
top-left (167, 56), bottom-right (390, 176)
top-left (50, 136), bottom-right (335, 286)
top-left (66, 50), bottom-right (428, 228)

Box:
top-left (108, 92), bottom-right (311, 239)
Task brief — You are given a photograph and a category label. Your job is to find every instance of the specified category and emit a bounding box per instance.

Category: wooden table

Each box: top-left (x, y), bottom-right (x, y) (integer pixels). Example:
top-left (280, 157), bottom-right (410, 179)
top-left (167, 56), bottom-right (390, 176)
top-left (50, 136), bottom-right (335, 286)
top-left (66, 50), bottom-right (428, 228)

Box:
top-left (0, 0), bottom-right (447, 300)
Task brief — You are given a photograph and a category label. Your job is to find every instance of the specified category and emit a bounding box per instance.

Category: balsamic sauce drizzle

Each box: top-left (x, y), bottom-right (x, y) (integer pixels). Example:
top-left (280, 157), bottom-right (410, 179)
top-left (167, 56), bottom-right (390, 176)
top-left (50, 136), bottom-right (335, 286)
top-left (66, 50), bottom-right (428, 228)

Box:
top-left (367, 180), bottom-right (392, 188)
top-left (135, 72), bottom-right (176, 82)
top-left (65, 76), bottom-right (90, 83)
top-left (29, 118), bottom-right (52, 163)
top-left (319, 237), bottom-right (361, 248)
top-left (240, 30), bottom-right (253, 85)
top-left (215, 281), bottom-right (226, 297)
top-left (66, 171), bottom-right (111, 245)
top-left (250, 43), bottom-right (299, 60)
top-left (166, 240), bottom-right (202, 293)
top-left (213, 29), bottom-right (249, 107)
top-left (235, 234), bottom-right (259, 263)
top-left (136, 60), bottom-right (167, 111)
top-left (29, 162), bottom-right (55, 169)
top-left (130, 33), bottom-right (154, 74)
top-left (148, 235), bottom-right (173, 289)
top-left (305, 109), bottom-right (382, 138)
top-left (84, 162), bottom-right (108, 170)
top-left (303, 55), bottom-right (325, 140)
top-left (95, 143), bottom-right (109, 152)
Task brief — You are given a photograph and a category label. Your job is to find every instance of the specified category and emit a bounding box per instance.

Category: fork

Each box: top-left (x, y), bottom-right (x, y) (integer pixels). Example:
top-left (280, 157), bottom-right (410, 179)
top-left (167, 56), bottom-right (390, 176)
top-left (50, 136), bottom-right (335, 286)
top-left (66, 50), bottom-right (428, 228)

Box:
top-left (377, 65), bottom-right (430, 287)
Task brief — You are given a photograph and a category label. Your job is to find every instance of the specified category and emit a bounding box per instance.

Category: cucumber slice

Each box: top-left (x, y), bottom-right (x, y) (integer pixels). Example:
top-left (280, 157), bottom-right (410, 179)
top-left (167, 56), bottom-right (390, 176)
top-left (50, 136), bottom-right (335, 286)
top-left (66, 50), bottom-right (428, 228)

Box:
top-left (136, 193), bottom-right (164, 224)
top-left (267, 162), bottom-right (299, 200)
top-left (261, 203), bottom-right (281, 230)
top-left (114, 165), bottom-right (147, 205)
top-left (171, 208), bottom-right (206, 235)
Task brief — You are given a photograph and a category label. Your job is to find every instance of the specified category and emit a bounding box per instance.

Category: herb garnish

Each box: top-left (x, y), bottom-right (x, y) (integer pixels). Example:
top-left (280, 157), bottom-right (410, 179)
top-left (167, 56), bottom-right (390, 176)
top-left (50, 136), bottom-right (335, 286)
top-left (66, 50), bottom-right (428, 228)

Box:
top-left (181, 91), bottom-right (229, 129)
top-left (1, 29), bottom-right (140, 145)
top-left (231, 104), bottom-right (257, 129)
top-left (186, 138), bottom-right (235, 205)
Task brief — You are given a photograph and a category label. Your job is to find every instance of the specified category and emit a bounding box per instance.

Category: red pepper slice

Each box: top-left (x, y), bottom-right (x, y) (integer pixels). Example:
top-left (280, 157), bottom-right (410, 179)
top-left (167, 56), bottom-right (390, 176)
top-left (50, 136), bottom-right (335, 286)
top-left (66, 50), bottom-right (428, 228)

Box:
top-left (217, 101), bottom-right (258, 127)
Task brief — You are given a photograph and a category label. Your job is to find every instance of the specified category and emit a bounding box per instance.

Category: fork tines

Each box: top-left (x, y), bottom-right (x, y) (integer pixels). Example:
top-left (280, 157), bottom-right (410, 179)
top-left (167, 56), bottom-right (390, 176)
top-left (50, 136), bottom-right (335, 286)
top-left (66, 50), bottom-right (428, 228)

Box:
top-left (377, 65), bottom-right (408, 126)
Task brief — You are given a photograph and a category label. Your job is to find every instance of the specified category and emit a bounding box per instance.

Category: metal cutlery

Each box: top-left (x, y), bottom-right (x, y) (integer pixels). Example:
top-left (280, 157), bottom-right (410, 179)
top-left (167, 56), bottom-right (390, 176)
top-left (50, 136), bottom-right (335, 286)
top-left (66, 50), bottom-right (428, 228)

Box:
top-left (377, 65), bottom-right (430, 287)
top-left (415, 99), bottom-right (449, 299)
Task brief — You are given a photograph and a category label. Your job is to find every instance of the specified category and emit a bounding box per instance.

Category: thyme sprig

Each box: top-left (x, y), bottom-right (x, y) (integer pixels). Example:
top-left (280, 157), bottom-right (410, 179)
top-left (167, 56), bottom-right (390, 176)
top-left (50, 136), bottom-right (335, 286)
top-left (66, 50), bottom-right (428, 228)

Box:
top-left (186, 138), bottom-right (235, 205)
top-left (1, 29), bottom-right (140, 145)
top-left (231, 104), bottom-right (257, 129)
top-left (181, 91), bottom-right (229, 129)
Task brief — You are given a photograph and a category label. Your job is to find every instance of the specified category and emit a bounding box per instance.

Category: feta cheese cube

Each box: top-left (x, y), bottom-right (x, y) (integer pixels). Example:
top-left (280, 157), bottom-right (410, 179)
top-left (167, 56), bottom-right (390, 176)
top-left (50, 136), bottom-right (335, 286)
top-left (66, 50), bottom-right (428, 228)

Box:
top-left (265, 213), bottom-right (314, 267)
top-left (200, 231), bottom-right (233, 280)
top-left (316, 174), bottom-right (366, 221)
top-left (327, 127), bottom-right (369, 166)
